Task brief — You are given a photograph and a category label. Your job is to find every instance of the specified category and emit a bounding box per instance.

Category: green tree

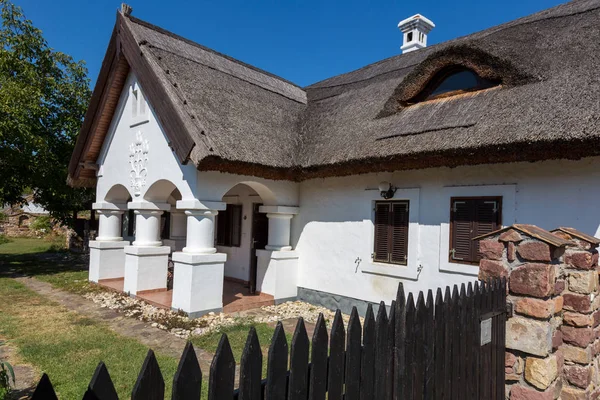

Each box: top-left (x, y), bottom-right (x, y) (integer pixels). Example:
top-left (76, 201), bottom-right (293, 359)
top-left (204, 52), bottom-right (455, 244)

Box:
top-left (0, 0), bottom-right (92, 225)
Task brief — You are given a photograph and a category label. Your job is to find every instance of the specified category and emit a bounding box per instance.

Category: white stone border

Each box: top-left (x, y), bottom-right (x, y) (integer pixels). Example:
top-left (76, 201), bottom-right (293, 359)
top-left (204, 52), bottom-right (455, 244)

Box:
top-left (438, 184), bottom-right (517, 276)
top-left (362, 187), bottom-right (420, 280)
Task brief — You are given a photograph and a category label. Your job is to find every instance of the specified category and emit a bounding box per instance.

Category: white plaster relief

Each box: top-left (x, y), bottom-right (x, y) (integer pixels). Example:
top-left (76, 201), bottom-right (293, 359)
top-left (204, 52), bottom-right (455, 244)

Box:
top-left (129, 131), bottom-right (149, 196)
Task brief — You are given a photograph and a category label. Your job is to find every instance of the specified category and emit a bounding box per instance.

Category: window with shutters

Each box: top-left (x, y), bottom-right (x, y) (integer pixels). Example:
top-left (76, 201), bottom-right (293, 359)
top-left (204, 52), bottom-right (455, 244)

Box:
top-left (449, 197), bottom-right (502, 265)
top-left (373, 201), bottom-right (410, 266)
top-left (216, 204), bottom-right (242, 247)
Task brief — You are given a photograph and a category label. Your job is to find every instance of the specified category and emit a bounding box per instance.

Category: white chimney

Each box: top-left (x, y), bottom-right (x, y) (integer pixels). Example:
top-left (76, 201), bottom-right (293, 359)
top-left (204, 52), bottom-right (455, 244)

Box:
top-left (398, 14), bottom-right (435, 54)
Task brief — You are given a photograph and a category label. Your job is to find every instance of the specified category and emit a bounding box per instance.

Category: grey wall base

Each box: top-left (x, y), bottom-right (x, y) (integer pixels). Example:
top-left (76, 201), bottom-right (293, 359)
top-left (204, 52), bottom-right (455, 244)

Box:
top-left (176, 306), bottom-right (224, 319)
top-left (298, 287), bottom-right (390, 317)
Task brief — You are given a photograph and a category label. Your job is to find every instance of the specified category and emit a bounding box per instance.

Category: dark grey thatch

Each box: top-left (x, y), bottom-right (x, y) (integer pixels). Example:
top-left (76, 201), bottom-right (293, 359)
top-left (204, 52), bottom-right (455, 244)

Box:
top-left (69, 0), bottom-right (600, 186)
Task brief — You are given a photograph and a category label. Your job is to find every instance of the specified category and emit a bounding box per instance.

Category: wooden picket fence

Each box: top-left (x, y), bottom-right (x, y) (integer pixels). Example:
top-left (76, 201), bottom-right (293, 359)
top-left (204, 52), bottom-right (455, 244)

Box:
top-left (30, 278), bottom-right (506, 399)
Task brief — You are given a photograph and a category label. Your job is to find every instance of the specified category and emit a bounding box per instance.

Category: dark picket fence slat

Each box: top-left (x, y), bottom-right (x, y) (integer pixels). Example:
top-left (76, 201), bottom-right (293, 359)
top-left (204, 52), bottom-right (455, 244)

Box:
top-left (308, 313), bottom-right (328, 400)
top-left (29, 278), bottom-right (507, 400)
top-left (266, 322), bottom-right (288, 400)
top-left (172, 341), bottom-right (202, 400)
top-left (345, 307), bottom-right (362, 400)
top-left (209, 335), bottom-right (236, 400)
top-left (288, 317), bottom-right (310, 400)
top-left (86, 362), bottom-right (118, 400)
top-left (328, 310), bottom-right (345, 400)
top-left (374, 301), bottom-right (389, 400)
top-left (132, 350), bottom-right (164, 400)
top-left (360, 304), bottom-right (376, 400)
top-left (239, 327), bottom-right (263, 400)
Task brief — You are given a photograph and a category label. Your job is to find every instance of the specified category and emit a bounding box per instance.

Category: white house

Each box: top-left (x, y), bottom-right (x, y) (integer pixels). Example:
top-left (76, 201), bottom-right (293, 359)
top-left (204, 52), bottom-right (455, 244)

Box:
top-left (68, 1), bottom-right (600, 317)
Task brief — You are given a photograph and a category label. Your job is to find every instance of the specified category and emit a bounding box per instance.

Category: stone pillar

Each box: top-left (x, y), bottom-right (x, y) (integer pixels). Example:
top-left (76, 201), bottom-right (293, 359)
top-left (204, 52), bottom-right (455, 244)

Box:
top-left (123, 201), bottom-right (171, 295)
top-left (259, 206), bottom-right (299, 251)
top-left (478, 225), bottom-right (570, 399)
top-left (255, 205), bottom-right (300, 302)
top-left (171, 200), bottom-right (227, 317)
top-left (88, 202), bottom-right (129, 283)
top-left (551, 228), bottom-right (600, 399)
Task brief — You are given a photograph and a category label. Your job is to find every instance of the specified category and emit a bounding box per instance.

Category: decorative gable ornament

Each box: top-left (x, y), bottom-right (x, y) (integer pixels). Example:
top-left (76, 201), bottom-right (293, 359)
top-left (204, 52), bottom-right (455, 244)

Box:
top-left (129, 131), bottom-right (149, 196)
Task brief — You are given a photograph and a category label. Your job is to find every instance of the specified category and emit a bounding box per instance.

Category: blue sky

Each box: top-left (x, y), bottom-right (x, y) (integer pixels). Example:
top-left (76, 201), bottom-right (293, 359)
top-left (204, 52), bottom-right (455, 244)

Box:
top-left (15, 0), bottom-right (564, 87)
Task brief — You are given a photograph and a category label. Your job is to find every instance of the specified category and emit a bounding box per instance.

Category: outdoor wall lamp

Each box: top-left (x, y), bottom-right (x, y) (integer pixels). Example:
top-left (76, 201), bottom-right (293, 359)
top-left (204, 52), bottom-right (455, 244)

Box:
top-left (378, 181), bottom-right (397, 199)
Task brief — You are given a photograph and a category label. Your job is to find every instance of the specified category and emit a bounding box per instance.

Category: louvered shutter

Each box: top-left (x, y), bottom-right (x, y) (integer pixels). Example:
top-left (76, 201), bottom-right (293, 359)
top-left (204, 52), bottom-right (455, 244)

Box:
top-left (390, 202), bottom-right (409, 265)
top-left (451, 199), bottom-right (474, 262)
top-left (473, 199), bottom-right (500, 261)
top-left (373, 202), bottom-right (391, 263)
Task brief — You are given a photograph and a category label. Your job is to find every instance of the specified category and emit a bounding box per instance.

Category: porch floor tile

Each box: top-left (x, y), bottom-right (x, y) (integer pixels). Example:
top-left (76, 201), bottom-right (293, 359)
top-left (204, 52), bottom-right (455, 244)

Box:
top-left (96, 278), bottom-right (274, 314)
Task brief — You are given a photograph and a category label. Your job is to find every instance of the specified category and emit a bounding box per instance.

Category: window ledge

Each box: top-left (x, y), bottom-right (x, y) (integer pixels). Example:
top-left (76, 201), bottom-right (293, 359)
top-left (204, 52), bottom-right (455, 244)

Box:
top-left (439, 262), bottom-right (479, 276)
top-left (362, 261), bottom-right (418, 280)
top-left (130, 118), bottom-right (149, 128)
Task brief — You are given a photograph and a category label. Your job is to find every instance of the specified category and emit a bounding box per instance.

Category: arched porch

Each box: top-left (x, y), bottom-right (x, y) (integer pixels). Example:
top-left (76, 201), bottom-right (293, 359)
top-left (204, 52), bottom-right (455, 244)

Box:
top-left (90, 177), bottom-right (300, 316)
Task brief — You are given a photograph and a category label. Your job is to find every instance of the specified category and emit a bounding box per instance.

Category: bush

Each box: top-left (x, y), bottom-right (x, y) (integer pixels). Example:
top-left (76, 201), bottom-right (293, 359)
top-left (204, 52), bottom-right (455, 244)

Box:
top-left (0, 235), bottom-right (10, 245)
top-left (30, 215), bottom-right (52, 234)
top-left (0, 212), bottom-right (7, 223)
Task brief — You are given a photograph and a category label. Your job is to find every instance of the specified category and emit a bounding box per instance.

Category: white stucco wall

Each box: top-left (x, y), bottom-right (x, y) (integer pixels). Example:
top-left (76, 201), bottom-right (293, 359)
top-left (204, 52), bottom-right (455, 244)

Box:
top-left (292, 157), bottom-right (600, 306)
top-left (217, 184), bottom-right (262, 282)
top-left (95, 73), bottom-right (198, 204)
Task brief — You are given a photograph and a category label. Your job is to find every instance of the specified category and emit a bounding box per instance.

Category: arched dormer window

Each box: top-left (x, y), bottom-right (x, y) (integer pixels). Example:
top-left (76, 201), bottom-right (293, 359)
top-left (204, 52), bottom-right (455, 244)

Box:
top-left (408, 67), bottom-right (500, 104)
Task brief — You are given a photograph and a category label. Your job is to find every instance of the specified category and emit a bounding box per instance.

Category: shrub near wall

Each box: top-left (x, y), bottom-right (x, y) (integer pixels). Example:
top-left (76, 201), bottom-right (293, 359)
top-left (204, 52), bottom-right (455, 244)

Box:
top-left (479, 224), bottom-right (600, 400)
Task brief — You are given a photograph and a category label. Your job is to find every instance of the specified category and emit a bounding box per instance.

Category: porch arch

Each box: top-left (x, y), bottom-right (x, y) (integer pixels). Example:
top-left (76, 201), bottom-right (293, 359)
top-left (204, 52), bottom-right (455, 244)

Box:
top-left (104, 184), bottom-right (132, 203)
top-left (219, 180), bottom-right (277, 206)
top-left (143, 179), bottom-right (179, 203)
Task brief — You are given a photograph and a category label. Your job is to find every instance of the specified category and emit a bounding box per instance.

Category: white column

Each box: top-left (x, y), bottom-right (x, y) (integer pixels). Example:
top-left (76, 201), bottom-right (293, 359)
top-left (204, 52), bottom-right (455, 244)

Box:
top-left (89, 202), bottom-right (129, 283)
top-left (183, 210), bottom-right (218, 254)
top-left (132, 210), bottom-right (163, 247)
top-left (96, 210), bottom-right (124, 241)
top-left (259, 206), bottom-right (300, 251)
top-left (171, 199), bottom-right (227, 317)
top-left (123, 201), bottom-right (171, 294)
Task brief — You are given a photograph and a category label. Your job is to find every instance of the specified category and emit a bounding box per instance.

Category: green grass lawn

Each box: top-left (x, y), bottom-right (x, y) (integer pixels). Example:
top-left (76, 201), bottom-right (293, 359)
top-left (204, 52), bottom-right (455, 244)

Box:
top-left (0, 237), bottom-right (285, 397)
top-left (0, 236), bottom-right (93, 294)
top-left (0, 277), bottom-right (180, 398)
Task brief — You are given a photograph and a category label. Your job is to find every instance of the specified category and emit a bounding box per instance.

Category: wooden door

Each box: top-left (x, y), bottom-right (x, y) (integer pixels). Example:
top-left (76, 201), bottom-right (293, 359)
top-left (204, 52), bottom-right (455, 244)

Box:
top-left (249, 203), bottom-right (269, 294)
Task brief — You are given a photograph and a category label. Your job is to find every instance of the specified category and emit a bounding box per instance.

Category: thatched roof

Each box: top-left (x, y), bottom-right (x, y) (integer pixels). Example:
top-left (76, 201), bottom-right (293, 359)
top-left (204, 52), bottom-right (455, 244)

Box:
top-left (69, 0), bottom-right (600, 186)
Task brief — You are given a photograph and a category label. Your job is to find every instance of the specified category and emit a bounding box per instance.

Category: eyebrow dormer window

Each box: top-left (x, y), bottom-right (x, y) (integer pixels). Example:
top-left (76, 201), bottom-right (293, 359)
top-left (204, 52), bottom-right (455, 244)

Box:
top-left (410, 67), bottom-right (499, 103)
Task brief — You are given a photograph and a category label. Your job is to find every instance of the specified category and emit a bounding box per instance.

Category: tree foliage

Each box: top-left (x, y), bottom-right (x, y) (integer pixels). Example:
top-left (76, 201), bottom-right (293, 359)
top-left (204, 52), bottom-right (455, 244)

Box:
top-left (0, 0), bottom-right (92, 225)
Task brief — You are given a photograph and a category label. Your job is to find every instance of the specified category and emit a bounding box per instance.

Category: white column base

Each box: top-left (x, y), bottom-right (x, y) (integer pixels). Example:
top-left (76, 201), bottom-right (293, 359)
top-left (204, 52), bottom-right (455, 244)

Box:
top-left (88, 240), bottom-right (130, 283)
top-left (123, 246), bottom-right (171, 295)
top-left (256, 250), bottom-right (299, 302)
top-left (171, 252), bottom-right (227, 317)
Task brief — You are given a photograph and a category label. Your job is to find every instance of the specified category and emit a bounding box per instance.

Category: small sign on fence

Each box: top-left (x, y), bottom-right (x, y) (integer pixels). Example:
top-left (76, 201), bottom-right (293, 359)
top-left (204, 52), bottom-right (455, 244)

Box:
top-left (480, 318), bottom-right (492, 346)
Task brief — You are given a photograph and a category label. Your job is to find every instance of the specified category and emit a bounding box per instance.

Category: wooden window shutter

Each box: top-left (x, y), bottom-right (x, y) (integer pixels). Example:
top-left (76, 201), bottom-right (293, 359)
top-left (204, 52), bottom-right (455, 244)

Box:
top-left (373, 202), bottom-right (391, 263)
top-left (450, 197), bottom-right (502, 264)
top-left (390, 202), bottom-right (409, 265)
top-left (230, 205), bottom-right (242, 247)
top-left (473, 199), bottom-right (501, 260)
top-left (450, 199), bottom-right (474, 262)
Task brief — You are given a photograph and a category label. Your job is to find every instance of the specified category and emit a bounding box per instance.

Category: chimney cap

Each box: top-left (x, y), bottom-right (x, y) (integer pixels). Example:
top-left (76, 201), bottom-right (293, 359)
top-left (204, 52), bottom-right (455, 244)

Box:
top-left (398, 14), bottom-right (435, 30)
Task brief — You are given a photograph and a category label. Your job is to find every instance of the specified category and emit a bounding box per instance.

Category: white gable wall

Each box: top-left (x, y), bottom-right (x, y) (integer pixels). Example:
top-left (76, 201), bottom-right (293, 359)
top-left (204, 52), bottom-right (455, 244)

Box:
top-left (96, 72), bottom-right (198, 203)
top-left (292, 156), bottom-right (600, 306)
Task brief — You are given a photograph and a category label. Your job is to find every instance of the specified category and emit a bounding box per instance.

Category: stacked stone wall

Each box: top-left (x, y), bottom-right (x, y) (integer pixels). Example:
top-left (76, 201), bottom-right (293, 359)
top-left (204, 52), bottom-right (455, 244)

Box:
top-left (480, 225), bottom-right (600, 399)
